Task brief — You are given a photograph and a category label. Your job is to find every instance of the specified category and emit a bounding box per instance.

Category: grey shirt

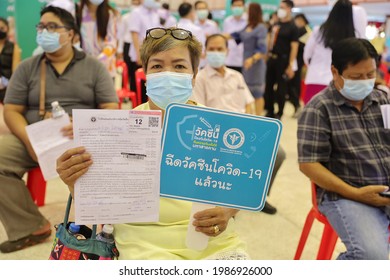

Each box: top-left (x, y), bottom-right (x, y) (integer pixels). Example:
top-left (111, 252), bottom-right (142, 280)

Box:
top-left (4, 49), bottom-right (118, 124)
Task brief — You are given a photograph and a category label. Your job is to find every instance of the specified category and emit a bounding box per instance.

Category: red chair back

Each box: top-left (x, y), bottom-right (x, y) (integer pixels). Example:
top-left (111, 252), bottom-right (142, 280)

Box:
top-left (135, 68), bottom-right (146, 105)
top-left (115, 60), bottom-right (138, 108)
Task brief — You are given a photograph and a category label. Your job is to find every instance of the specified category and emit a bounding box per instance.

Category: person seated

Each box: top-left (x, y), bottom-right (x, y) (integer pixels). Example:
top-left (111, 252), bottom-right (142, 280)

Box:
top-left (298, 37), bottom-right (390, 260)
top-left (56, 27), bottom-right (250, 260)
top-left (0, 6), bottom-right (118, 253)
top-left (192, 33), bottom-right (285, 215)
top-left (0, 17), bottom-right (21, 103)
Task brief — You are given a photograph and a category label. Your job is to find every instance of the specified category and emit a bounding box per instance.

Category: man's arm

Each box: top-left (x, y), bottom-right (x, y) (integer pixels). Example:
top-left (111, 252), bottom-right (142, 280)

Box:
top-left (285, 41), bottom-right (298, 79)
top-left (300, 162), bottom-right (390, 206)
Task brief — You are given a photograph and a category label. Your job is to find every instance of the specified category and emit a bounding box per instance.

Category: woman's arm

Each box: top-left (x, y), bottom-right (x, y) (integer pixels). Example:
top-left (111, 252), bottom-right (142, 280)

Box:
top-left (4, 104), bottom-right (37, 161)
top-left (12, 43), bottom-right (21, 72)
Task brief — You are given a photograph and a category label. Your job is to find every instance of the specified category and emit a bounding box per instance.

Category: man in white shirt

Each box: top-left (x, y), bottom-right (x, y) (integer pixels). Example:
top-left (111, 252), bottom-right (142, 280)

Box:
top-left (129, 0), bottom-right (161, 102)
top-left (177, 2), bottom-right (206, 68)
top-left (194, 1), bottom-right (220, 37)
top-left (223, 0), bottom-right (247, 73)
top-left (192, 34), bottom-right (254, 114)
top-left (117, 0), bottom-right (140, 92)
top-left (192, 34), bottom-right (284, 214)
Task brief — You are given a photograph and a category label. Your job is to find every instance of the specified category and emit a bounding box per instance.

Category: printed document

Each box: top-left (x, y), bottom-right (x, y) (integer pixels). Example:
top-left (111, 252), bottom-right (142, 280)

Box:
top-left (72, 109), bottom-right (162, 224)
top-left (381, 104), bottom-right (390, 129)
top-left (25, 114), bottom-right (73, 181)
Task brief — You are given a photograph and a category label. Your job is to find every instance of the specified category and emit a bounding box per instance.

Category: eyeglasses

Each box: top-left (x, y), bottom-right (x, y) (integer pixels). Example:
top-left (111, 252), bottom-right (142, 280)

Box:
top-left (146, 28), bottom-right (192, 40)
top-left (36, 23), bottom-right (69, 33)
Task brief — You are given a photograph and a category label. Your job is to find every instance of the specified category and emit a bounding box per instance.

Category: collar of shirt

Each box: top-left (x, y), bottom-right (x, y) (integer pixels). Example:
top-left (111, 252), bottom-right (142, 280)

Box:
top-left (205, 64), bottom-right (233, 79)
top-left (178, 18), bottom-right (193, 25)
top-left (40, 48), bottom-right (86, 77)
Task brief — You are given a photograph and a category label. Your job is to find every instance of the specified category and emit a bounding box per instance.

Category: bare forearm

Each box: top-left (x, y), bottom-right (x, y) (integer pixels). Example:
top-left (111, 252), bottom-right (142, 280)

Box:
top-left (98, 102), bottom-right (118, 109)
top-left (299, 162), bottom-right (359, 199)
top-left (289, 42), bottom-right (298, 66)
top-left (4, 108), bottom-right (30, 146)
top-left (131, 32), bottom-right (140, 61)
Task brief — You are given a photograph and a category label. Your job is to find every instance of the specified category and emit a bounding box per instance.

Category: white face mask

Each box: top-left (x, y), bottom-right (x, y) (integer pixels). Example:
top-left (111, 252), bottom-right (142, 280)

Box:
top-left (277, 8), bottom-right (287, 19)
top-left (339, 76), bottom-right (375, 101)
top-left (90, 0), bottom-right (104, 6)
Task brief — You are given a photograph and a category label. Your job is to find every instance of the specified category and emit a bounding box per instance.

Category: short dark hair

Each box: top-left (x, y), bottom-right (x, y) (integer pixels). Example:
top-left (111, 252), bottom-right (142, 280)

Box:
top-left (282, 0), bottom-right (294, 8)
top-left (178, 3), bottom-right (193, 18)
top-left (205, 34), bottom-right (228, 48)
top-left (231, 0), bottom-right (245, 5)
top-left (294, 13), bottom-right (309, 25)
top-left (194, 1), bottom-right (206, 9)
top-left (0, 17), bottom-right (9, 28)
top-left (40, 5), bottom-right (78, 33)
top-left (332, 38), bottom-right (378, 74)
top-left (162, 3), bottom-right (169, 10)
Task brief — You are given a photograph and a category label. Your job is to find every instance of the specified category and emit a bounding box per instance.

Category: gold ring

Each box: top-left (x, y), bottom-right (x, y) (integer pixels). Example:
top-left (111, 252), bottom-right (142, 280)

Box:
top-left (213, 225), bottom-right (220, 234)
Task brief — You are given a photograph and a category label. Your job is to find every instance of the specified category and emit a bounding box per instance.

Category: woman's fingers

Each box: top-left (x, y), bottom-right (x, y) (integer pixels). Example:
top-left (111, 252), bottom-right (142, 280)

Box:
top-left (56, 147), bottom-right (92, 185)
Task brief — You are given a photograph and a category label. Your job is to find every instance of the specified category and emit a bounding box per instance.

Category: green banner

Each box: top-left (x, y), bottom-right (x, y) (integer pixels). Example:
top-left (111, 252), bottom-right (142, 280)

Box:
top-left (14, 0), bottom-right (52, 59)
top-left (0, 0), bottom-right (14, 18)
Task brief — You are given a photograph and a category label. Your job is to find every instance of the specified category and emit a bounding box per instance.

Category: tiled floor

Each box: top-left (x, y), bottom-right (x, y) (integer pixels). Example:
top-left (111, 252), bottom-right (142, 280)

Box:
top-left (0, 102), bottom-right (347, 260)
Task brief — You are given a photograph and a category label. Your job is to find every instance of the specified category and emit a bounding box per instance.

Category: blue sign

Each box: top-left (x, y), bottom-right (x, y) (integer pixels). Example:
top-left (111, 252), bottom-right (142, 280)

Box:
top-left (160, 103), bottom-right (282, 211)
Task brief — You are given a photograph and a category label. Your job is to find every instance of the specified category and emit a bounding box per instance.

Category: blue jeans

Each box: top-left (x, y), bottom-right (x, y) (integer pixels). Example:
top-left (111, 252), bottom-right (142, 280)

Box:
top-left (319, 195), bottom-right (390, 260)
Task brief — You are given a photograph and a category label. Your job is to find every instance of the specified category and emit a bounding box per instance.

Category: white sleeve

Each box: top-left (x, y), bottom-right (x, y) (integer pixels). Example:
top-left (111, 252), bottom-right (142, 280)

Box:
top-left (192, 73), bottom-right (207, 105)
top-left (239, 74), bottom-right (254, 104)
top-left (303, 26), bottom-right (319, 65)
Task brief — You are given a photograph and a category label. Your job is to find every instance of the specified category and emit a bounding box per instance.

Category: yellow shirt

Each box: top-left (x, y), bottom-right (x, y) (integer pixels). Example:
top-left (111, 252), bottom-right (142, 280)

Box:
top-left (114, 101), bottom-right (248, 259)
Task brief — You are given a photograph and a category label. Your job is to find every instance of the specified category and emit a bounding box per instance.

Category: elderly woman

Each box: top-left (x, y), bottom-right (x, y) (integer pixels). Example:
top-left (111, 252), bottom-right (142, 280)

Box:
top-left (56, 27), bottom-right (249, 260)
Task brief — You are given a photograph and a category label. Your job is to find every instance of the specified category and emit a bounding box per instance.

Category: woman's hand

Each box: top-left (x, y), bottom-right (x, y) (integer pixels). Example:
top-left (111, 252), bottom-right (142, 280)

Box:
top-left (56, 147), bottom-right (93, 189)
top-left (192, 207), bottom-right (239, 237)
top-left (244, 57), bottom-right (254, 70)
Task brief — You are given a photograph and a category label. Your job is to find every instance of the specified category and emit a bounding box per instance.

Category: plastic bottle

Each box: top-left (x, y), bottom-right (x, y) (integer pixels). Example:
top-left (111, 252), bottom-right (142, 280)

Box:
top-left (51, 101), bottom-right (65, 118)
top-left (68, 223), bottom-right (86, 240)
top-left (96, 224), bottom-right (115, 244)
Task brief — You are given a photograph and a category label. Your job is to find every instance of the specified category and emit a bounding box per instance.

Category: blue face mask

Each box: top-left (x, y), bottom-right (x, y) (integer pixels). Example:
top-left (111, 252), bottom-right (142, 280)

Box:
top-left (339, 76), bottom-right (375, 101)
top-left (231, 7), bottom-right (244, 17)
top-left (36, 30), bottom-right (62, 53)
top-left (196, 10), bottom-right (209, 20)
top-left (144, 0), bottom-right (157, 9)
top-left (90, 0), bottom-right (104, 6)
top-left (146, 71), bottom-right (193, 109)
top-left (206, 51), bottom-right (226, 68)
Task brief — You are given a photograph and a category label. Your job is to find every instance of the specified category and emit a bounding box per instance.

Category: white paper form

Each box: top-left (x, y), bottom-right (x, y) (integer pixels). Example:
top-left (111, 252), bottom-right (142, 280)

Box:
top-left (72, 109), bottom-right (162, 224)
top-left (380, 104), bottom-right (390, 129)
top-left (25, 114), bottom-right (74, 181)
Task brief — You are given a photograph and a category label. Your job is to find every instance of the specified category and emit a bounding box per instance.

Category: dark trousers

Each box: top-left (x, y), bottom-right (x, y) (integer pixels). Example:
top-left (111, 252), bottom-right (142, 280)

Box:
top-left (124, 42), bottom-right (142, 94)
top-left (287, 66), bottom-right (302, 110)
top-left (264, 56), bottom-right (289, 117)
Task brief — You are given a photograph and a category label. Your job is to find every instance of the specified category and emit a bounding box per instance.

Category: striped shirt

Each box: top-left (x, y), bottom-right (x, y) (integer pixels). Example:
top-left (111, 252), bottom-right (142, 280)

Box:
top-left (298, 82), bottom-right (390, 201)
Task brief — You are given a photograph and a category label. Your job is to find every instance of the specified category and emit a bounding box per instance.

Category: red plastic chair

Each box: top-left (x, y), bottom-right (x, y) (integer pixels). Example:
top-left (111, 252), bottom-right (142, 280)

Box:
top-left (116, 60), bottom-right (138, 109)
top-left (135, 68), bottom-right (146, 106)
top-left (26, 167), bottom-right (47, 207)
top-left (294, 182), bottom-right (338, 260)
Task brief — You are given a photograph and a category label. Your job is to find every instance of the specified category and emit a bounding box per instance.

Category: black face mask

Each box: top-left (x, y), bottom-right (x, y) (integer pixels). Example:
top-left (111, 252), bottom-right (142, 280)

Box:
top-left (0, 31), bottom-right (7, 40)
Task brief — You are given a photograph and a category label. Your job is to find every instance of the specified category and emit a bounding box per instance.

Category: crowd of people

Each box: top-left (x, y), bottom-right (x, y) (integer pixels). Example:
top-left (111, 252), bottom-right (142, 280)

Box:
top-left (0, 0), bottom-right (389, 260)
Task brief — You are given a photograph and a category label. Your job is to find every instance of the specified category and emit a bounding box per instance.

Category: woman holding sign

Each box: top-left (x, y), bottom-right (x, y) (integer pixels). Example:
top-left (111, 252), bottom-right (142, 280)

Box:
top-left (56, 27), bottom-right (249, 260)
